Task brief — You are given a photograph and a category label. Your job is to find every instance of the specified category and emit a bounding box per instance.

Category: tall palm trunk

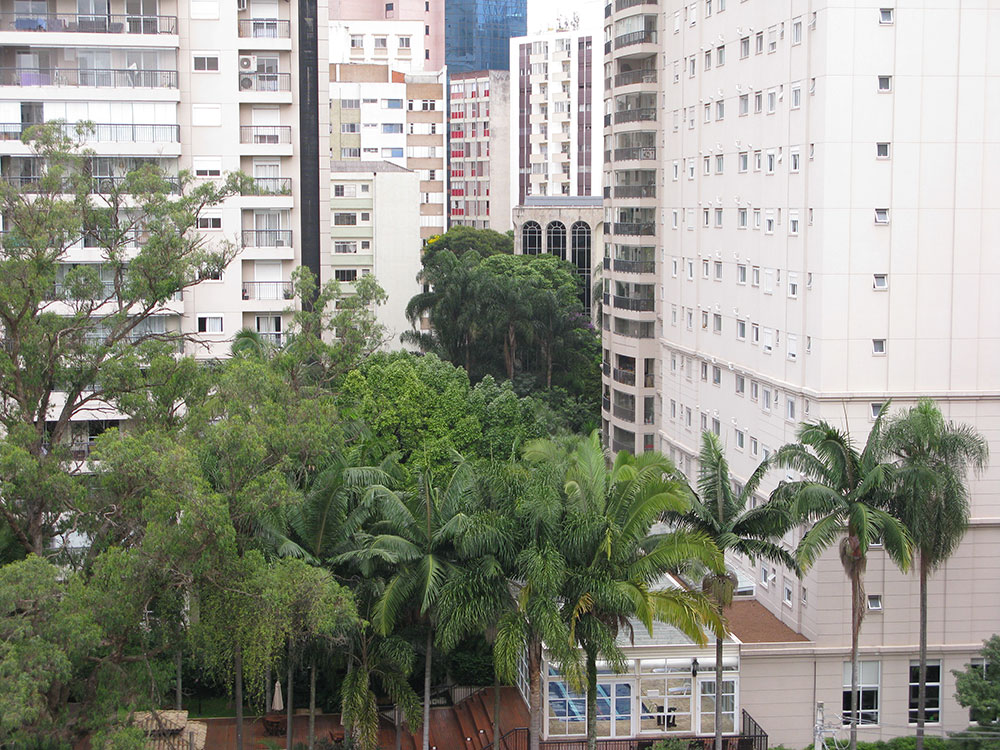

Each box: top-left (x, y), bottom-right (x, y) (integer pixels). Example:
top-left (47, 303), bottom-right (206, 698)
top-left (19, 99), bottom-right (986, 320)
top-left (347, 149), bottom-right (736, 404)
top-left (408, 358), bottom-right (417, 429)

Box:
top-left (916, 553), bottom-right (929, 750)
top-left (585, 648), bottom-right (597, 750)
top-left (528, 641), bottom-right (542, 750)
top-left (175, 650), bottom-right (183, 710)
top-left (849, 570), bottom-right (862, 750)
top-left (287, 642), bottom-right (295, 750)
top-left (309, 657), bottom-right (317, 750)
top-left (493, 670), bottom-right (501, 749)
top-left (422, 629), bottom-right (432, 750)
top-left (395, 703), bottom-right (403, 750)
top-left (714, 636), bottom-right (723, 750)
top-left (266, 664), bottom-right (272, 711)
top-left (234, 642), bottom-right (244, 750)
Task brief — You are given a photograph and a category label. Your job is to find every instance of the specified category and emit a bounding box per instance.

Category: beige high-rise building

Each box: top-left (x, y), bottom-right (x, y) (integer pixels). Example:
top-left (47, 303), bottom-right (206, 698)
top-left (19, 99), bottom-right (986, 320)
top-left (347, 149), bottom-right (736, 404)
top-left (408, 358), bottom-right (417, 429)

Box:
top-left (448, 69), bottom-right (511, 231)
top-left (0, 0), bottom-right (330, 358)
top-left (595, 1), bottom-right (1000, 746)
top-left (329, 0), bottom-right (445, 70)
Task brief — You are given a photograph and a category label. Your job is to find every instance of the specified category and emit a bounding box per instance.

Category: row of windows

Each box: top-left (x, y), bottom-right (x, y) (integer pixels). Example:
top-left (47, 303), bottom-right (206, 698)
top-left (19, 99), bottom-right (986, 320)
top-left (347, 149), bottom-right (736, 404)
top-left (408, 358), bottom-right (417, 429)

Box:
top-left (349, 34), bottom-right (412, 50)
top-left (839, 659), bottom-right (942, 727)
top-left (339, 98), bottom-right (439, 110)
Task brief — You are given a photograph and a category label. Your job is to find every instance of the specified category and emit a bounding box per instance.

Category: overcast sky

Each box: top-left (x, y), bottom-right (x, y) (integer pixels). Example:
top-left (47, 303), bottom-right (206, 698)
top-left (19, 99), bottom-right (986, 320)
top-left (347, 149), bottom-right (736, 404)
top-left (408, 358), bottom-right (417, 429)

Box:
top-left (526, 0), bottom-right (603, 34)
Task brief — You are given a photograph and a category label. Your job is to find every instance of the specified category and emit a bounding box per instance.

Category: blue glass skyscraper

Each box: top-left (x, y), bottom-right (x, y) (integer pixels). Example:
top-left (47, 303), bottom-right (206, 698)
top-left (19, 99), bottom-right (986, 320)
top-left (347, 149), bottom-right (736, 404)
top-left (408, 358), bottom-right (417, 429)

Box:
top-left (445, 0), bottom-right (527, 72)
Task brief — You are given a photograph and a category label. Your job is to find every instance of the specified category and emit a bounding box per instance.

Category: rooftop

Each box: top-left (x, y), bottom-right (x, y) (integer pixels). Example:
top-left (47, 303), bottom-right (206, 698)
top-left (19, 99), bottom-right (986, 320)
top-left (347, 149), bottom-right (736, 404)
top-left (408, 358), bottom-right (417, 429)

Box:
top-left (330, 160), bottom-right (413, 173)
top-left (724, 599), bottom-right (810, 644)
top-left (522, 196), bottom-right (603, 207)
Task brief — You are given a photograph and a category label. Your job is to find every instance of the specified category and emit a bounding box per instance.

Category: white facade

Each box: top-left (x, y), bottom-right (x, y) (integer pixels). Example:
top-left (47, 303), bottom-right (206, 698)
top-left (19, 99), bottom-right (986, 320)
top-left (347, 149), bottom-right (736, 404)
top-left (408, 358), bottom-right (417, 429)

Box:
top-left (508, 26), bottom-right (601, 211)
top-left (328, 19), bottom-right (427, 71)
top-left (329, 161), bottom-right (421, 345)
top-left (600, 1), bottom-right (1000, 747)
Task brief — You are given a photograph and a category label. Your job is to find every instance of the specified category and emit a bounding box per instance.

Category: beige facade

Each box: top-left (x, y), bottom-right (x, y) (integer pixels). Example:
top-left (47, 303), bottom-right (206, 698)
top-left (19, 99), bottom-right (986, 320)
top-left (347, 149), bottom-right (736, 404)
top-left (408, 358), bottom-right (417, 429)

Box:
top-left (448, 69), bottom-right (511, 231)
top-left (602, 1), bottom-right (1000, 747)
top-left (329, 0), bottom-right (444, 70)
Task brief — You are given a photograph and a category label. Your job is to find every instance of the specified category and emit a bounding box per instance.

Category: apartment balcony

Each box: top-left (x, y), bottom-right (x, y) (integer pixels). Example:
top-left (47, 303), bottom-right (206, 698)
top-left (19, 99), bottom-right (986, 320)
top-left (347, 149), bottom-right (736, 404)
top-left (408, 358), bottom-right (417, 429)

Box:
top-left (3, 173), bottom-right (180, 193)
top-left (613, 146), bottom-right (656, 161)
top-left (613, 258), bottom-right (655, 274)
top-left (237, 18), bottom-right (290, 38)
top-left (238, 125), bottom-right (293, 156)
top-left (258, 331), bottom-right (283, 347)
top-left (613, 403), bottom-right (635, 422)
top-left (237, 72), bottom-right (293, 103)
top-left (241, 176), bottom-right (292, 195)
top-left (0, 11), bottom-right (177, 36)
top-left (613, 295), bottom-right (654, 312)
top-left (614, 185), bottom-right (655, 199)
top-left (614, 108), bottom-right (656, 124)
top-left (613, 68), bottom-right (656, 87)
top-left (612, 368), bottom-right (635, 386)
top-left (240, 229), bottom-right (293, 259)
top-left (614, 30), bottom-right (656, 50)
top-left (616, 0), bottom-right (657, 9)
top-left (612, 222), bottom-right (655, 236)
top-left (241, 281), bottom-right (293, 310)
top-left (0, 66), bottom-right (177, 89)
top-left (0, 121), bottom-right (180, 155)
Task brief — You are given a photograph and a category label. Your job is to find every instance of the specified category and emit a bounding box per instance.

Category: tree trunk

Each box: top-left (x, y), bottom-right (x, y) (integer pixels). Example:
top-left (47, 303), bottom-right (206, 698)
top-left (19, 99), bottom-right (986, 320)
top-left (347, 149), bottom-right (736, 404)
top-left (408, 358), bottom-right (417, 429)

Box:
top-left (175, 650), bottom-right (183, 711)
top-left (234, 642), bottom-right (244, 750)
top-left (493, 670), bottom-right (501, 749)
top-left (266, 664), bottom-right (272, 712)
top-left (585, 648), bottom-right (597, 750)
top-left (395, 703), bottom-right (403, 750)
top-left (503, 324), bottom-right (516, 381)
top-left (422, 629), bottom-right (432, 750)
top-left (849, 570), bottom-right (861, 750)
top-left (287, 642), bottom-right (294, 750)
top-left (528, 641), bottom-right (542, 750)
top-left (714, 636), bottom-right (723, 750)
top-left (916, 553), bottom-right (928, 750)
top-left (309, 657), bottom-right (317, 750)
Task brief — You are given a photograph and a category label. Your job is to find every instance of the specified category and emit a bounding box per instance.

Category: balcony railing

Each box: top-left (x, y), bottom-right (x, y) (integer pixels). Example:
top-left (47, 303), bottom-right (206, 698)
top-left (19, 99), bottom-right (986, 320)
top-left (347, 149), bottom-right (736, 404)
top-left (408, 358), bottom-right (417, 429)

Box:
top-left (603, 113), bottom-right (612, 127)
top-left (602, 362), bottom-right (611, 376)
top-left (613, 258), bottom-right (656, 274)
top-left (604, 3), bottom-right (611, 16)
top-left (614, 295), bottom-right (655, 312)
top-left (614, 108), bottom-right (656, 124)
top-left (237, 18), bottom-right (291, 38)
top-left (616, 0), bottom-right (657, 10)
top-left (0, 67), bottom-right (177, 88)
top-left (241, 177), bottom-right (292, 195)
top-left (0, 12), bottom-right (177, 34)
top-left (241, 229), bottom-right (292, 248)
top-left (3, 174), bottom-right (180, 193)
top-left (614, 30), bottom-right (656, 49)
top-left (614, 146), bottom-right (656, 161)
top-left (614, 185), bottom-right (655, 198)
top-left (0, 122), bottom-right (179, 143)
top-left (614, 69), bottom-right (656, 86)
top-left (612, 222), bottom-right (655, 236)
top-left (613, 404), bottom-right (635, 422)
top-left (258, 331), bottom-right (283, 346)
top-left (602, 396), bottom-right (611, 412)
top-left (238, 72), bottom-right (291, 92)
top-left (242, 281), bottom-right (293, 300)
top-left (239, 125), bottom-right (292, 144)
top-left (613, 368), bottom-right (635, 386)
top-left (602, 257), bottom-right (611, 270)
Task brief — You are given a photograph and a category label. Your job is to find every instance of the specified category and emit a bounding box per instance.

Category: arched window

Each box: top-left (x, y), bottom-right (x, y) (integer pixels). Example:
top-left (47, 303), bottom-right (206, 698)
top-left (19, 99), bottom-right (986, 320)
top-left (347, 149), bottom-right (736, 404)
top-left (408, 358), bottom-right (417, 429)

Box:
top-left (546, 221), bottom-right (567, 260)
top-left (571, 221), bottom-right (592, 312)
top-left (522, 221), bottom-right (542, 254)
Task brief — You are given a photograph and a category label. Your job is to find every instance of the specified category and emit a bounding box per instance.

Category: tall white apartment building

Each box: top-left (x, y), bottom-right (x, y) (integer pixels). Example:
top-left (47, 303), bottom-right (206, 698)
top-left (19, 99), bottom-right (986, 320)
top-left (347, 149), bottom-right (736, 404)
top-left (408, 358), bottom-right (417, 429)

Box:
top-left (0, 0), bottom-right (330, 359)
top-left (599, 1), bottom-right (1000, 746)
top-left (509, 26), bottom-right (600, 208)
top-left (329, 18), bottom-right (427, 72)
top-left (329, 63), bottom-right (446, 242)
top-left (329, 160), bottom-right (421, 343)
top-left (448, 69), bottom-right (510, 231)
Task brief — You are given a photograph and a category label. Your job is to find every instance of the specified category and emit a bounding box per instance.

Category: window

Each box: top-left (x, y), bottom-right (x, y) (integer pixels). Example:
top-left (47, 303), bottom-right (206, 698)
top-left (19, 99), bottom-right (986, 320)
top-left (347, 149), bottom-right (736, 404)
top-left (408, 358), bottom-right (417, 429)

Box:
top-left (759, 563), bottom-right (769, 586)
top-left (711, 417), bottom-right (721, 436)
top-left (739, 94), bottom-right (749, 116)
top-left (867, 595), bottom-right (883, 611)
top-left (737, 264), bottom-right (747, 284)
top-left (875, 208), bottom-right (890, 224)
top-left (197, 315), bottom-right (223, 333)
top-left (713, 315), bottom-right (722, 334)
top-left (382, 123), bottom-right (403, 133)
top-left (786, 397), bottom-right (796, 420)
top-left (790, 150), bottom-right (801, 172)
top-left (716, 100), bottom-right (725, 120)
top-left (374, 36), bottom-right (387, 48)
top-left (350, 34), bottom-right (364, 48)
top-left (399, 36), bottom-right (411, 48)
top-left (750, 437), bottom-right (759, 456)
top-left (333, 212), bottom-right (357, 226)
top-left (334, 241), bottom-right (357, 254)
top-left (735, 375), bottom-right (745, 395)
top-left (877, 142), bottom-right (891, 158)
top-left (751, 266), bottom-right (760, 286)
top-left (714, 208), bottom-right (723, 227)
top-left (879, 7), bottom-right (894, 24)
top-left (767, 26), bottom-right (777, 52)
top-left (701, 362), bottom-right (709, 380)
top-left (843, 661), bottom-right (881, 727)
top-left (909, 661), bottom-right (941, 724)
top-left (736, 320), bottom-right (746, 340)
top-left (754, 92), bottom-right (763, 114)
top-left (873, 274), bottom-right (888, 290)
top-left (788, 334), bottom-right (798, 360)
top-left (790, 215), bottom-right (800, 235)
top-left (878, 75), bottom-right (892, 92)
top-left (738, 208), bottom-right (748, 228)
top-left (871, 402), bottom-right (885, 419)
top-left (193, 158), bottom-right (222, 177)
top-left (334, 269), bottom-right (358, 282)
top-left (192, 104), bottom-right (221, 126)
top-left (735, 430), bottom-right (745, 449)
top-left (714, 261), bottom-right (723, 280)
top-left (197, 216), bottom-right (222, 229)
top-left (783, 581), bottom-right (793, 606)
top-left (761, 388), bottom-right (772, 411)
top-left (755, 32), bottom-right (763, 54)
top-left (334, 183), bottom-right (357, 197)
top-left (792, 18), bottom-right (802, 44)
top-left (341, 147), bottom-right (360, 158)
top-left (383, 98), bottom-right (404, 109)
top-left (193, 55), bottom-right (219, 71)
top-left (740, 36), bottom-right (750, 58)
top-left (712, 365), bottom-right (721, 383)
top-left (715, 155), bottom-right (724, 174)
top-left (873, 339), bottom-right (886, 355)
top-left (791, 85), bottom-right (801, 109)
top-left (751, 325), bottom-right (760, 346)
top-left (717, 45), bottom-right (726, 65)
top-left (704, 50), bottom-right (712, 71)
top-left (801, 587), bottom-right (808, 605)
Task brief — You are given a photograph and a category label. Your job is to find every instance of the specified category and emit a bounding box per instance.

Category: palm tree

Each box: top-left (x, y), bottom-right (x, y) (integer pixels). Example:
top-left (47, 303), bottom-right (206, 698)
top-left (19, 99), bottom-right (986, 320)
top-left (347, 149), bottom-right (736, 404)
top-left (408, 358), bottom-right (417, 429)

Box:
top-left (770, 412), bottom-right (912, 750)
top-left (673, 432), bottom-right (797, 750)
top-left (883, 400), bottom-right (988, 750)
top-left (342, 457), bottom-right (477, 750)
top-left (536, 432), bottom-right (726, 750)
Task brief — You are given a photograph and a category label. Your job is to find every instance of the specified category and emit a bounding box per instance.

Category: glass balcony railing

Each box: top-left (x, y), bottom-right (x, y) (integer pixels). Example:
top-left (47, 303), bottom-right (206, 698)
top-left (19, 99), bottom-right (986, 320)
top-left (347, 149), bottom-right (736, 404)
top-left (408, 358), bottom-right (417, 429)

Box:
top-left (240, 177), bottom-right (292, 195)
top-left (237, 18), bottom-right (291, 38)
top-left (0, 12), bottom-right (177, 34)
top-left (0, 122), bottom-right (179, 142)
top-left (241, 229), bottom-right (292, 248)
top-left (0, 67), bottom-right (177, 88)
top-left (239, 125), bottom-right (292, 144)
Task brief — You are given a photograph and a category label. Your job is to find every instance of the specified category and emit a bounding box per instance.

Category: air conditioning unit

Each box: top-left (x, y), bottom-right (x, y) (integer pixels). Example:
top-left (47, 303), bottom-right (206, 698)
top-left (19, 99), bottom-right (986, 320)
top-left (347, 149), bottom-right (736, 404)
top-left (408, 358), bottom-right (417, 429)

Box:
top-left (237, 0), bottom-right (247, 8)
top-left (239, 54), bottom-right (257, 72)
top-left (239, 75), bottom-right (255, 90)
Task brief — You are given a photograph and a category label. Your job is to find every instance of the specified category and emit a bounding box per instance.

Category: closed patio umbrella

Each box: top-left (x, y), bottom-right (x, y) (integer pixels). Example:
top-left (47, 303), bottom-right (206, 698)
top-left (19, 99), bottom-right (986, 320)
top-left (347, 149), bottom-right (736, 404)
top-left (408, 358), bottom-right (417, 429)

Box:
top-left (271, 680), bottom-right (284, 712)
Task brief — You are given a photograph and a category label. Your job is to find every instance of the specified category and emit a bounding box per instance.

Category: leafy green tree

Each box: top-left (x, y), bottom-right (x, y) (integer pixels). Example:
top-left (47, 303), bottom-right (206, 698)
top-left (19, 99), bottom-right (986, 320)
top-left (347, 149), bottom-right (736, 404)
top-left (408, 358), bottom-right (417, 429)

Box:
top-left (954, 636), bottom-right (1000, 727)
top-left (529, 432), bottom-right (725, 750)
top-left (423, 225), bottom-right (513, 257)
top-left (674, 432), bottom-right (796, 750)
top-left (771, 414), bottom-right (912, 750)
top-left (0, 124), bottom-right (246, 556)
top-left (884, 400), bottom-right (989, 750)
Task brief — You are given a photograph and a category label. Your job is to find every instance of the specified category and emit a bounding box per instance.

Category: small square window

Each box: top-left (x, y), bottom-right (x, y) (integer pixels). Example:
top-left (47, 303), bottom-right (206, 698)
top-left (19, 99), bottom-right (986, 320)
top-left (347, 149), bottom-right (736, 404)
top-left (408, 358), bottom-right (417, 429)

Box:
top-left (875, 208), bottom-right (890, 224)
top-left (193, 55), bottom-right (219, 71)
top-left (873, 274), bottom-right (889, 290)
top-left (871, 402), bottom-right (884, 419)
top-left (867, 595), bottom-right (883, 611)
top-left (878, 75), bottom-right (893, 92)
top-left (872, 339), bottom-right (886, 355)
top-left (876, 142), bottom-right (891, 159)
top-left (879, 7), bottom-right (894, 24)
top-left (197, 216), bottom-right (222, 229)
top-left (783, 581), bottom-right (793, 606)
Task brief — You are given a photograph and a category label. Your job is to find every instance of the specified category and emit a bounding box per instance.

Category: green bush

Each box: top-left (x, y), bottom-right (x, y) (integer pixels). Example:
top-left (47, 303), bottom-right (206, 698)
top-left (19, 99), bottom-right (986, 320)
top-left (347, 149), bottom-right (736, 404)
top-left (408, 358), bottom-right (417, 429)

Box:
top-left (649, 739), bottom-right (693, 750)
